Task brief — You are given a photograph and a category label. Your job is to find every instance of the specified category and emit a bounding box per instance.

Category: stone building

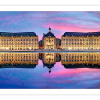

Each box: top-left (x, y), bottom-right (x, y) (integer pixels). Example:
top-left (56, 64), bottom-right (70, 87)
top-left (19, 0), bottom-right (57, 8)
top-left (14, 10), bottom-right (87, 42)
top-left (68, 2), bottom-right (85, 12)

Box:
top-left (39, 40), bottom-right (43, 49)
top-left (56, 38), bottom-right (61, 49)
top-left (61, 32), bottom-right (100, 50)
top-left (42, 27), bottom-right (56, 50)
top-left (0, 52), bottom-right (39, 68)
top-left (39, 53), bottom-right (61, 73)
top-left (0, 32), bottom-right (39, 50)
top-left (61, 52), bottom-right (100, 68)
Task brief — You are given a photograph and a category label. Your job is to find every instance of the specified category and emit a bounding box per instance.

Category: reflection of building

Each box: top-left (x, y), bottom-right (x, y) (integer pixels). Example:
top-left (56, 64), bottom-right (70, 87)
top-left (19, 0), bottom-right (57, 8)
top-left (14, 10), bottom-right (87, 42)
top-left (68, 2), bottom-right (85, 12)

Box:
top-left (0, 52), bottom-right (39, 68)
top-left (0, 32), bottom-right (39, 50)
top-left (39, 53), bottom-right (61, 73)
top-left (61, 52), bottom-right (100, 68)
top-left (61, 32), bottom-right (100, 50)
top-left (42, 27), bottom-right (56, 50)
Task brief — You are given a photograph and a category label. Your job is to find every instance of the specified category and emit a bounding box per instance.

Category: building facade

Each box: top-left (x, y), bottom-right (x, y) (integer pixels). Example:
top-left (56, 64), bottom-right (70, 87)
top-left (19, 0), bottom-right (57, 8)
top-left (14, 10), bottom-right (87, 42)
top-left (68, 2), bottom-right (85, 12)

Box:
top-left (61, 32), bottom-right (100, 50)
top-left (0, 32), bottom-right (39, 50)
top-left (0, 52), bottom-right (39, 68)
top-left (39, 53), bottom-right (61, 73)
top-left (61, 52), bottom-right (100, 69)
top-left (42, 27), bottom-right (56, 50)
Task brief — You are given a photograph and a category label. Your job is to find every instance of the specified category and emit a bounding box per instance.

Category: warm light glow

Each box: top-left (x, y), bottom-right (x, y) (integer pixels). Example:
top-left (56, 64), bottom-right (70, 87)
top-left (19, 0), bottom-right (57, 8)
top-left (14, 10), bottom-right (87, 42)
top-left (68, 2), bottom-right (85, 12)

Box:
top-left (86, 47), bottom-right (88, 50)
top-left (6, 47), bottom-right (9, 50)
top-left (68, 47), bottom-right (72, 50)
top-left (29, 47), bottom-right (31, 50)
top-left (1, 47), bottom-right (4, 49)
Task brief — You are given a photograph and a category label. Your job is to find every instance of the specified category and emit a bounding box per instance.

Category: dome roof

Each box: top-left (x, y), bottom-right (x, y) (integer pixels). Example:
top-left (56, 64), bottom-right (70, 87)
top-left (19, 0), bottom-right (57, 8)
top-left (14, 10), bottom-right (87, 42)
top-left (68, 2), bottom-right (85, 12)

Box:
top-left (43, 27), bottom-right (55, 37)
top-left (43, 63), bottom-right (55, 68)
top-left (44, 32), bottom-right (55, 37)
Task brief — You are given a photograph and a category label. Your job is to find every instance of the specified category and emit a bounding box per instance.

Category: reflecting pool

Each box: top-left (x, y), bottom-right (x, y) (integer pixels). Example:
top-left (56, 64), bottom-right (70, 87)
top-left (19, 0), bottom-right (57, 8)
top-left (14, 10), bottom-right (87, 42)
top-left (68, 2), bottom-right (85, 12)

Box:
top-left (0, 52), bottom-right (100, 89)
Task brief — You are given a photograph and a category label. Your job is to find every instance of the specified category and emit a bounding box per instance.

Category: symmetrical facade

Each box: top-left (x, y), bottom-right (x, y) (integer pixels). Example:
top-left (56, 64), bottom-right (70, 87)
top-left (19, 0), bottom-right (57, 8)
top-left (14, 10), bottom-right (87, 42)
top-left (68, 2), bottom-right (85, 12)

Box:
top-left (0, 32), bottom-right (39, 50)
top-left (61, 32), bottom-right (100, 50)
top-left (39, 53), bottom-right (60, 73)
top-left (1, 29), bottom-right (100, 51)
top-left (0, 52), bottom-right (39, 68)
top-left (61, 52), bottom-right (100, 69)
top-left (42, 28), bottom-right (57, 50)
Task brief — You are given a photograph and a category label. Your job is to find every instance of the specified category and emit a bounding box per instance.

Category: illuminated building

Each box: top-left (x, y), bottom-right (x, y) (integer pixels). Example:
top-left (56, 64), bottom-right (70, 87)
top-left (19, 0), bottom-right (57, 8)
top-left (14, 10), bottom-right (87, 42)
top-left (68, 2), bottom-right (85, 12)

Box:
top-left (40, 53), bottom-right (56, 73)
top-left (61, 52), bottom-right (100, 68)
top-left (39, 53), bottom-right (60, 73)
top-left (0, 32), bottom-right (39, 50)
top-left (61, 32), bottom-right (100, 50)
top-left (0, 52), bottom-right (39, 68)
top-left (42, 27), bottom-right (56, 50)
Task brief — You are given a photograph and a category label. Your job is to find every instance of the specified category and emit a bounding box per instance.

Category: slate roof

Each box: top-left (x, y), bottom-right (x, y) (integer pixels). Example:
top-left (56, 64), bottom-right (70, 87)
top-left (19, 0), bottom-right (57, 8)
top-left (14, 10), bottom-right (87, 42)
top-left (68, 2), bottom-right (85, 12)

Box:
top-left (43, 32), bottom-right (55, 37)
top-left (62, 32), bottom-right (100, 37)
top-left (0, 32), bottom-right (37, 37)
top-left (62, 64), bottom-right (100, 69)
top-left (0, 64), bottom-right (37, 68)
top-left (43, 63), bottom-right (55, 68)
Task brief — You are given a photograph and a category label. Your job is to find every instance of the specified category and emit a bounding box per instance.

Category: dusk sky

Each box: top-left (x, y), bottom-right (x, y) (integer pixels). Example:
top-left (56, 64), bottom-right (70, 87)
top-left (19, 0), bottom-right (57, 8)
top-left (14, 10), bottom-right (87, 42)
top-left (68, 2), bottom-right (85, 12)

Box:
top-left (0, 11), bottom-right (100, 40)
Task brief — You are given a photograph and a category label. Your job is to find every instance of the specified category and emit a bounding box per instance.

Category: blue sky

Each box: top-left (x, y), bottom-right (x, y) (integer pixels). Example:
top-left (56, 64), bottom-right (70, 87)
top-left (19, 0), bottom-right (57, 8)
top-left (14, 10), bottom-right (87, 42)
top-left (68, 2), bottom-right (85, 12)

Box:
top-left (0, 11), bottom-right (100, 40)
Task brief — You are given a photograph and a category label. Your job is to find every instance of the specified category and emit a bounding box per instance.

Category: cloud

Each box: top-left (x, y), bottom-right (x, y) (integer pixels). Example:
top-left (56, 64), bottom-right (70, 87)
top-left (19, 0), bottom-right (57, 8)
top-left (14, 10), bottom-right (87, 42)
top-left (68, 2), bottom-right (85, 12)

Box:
top-left (0, 11), bottom-right (100, 38)
top-left (43, 22), bottom-right (100, 32)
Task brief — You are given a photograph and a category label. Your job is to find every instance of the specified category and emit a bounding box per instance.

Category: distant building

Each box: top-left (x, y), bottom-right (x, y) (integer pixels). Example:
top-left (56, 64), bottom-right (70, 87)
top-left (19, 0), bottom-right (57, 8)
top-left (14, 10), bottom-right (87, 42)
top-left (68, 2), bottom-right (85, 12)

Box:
top-left (56, 38), bottom-right (61, 49)
top-left (0, 32), bottom-right (39, 50)
top-left (61, 32), bottom-right (100, 50)
top-left (39, 40), bottom-right (43, 49)
top-left (42, 27), bottom-right (56, 50)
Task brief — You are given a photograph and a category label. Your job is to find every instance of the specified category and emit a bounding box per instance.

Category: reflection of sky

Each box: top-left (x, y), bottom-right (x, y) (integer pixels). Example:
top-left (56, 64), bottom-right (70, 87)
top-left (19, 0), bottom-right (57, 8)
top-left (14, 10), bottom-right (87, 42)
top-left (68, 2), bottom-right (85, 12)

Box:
top-left (1, 11), bottom-right (100, 40)
top-left (0, 60), bottom-right (100, 89)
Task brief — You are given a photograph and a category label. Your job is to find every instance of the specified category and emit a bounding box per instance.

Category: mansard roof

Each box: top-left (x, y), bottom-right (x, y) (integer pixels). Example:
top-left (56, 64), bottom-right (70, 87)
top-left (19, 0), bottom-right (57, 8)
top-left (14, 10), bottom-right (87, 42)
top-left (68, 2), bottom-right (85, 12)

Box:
top-left (43, 32), bottom-right (55, 37)
top-left (0, 32), bottom-right (37, 37)
top-left (62, 32), bottom-right (100, 37)
top-left (43, 27), bottom-right (55, 38)
top-left (43, 63), bottom-right (55, 68)
top-left (0, 64), bottom-right (37, 68)
top-left (62, 64), bottom-right (100, 69)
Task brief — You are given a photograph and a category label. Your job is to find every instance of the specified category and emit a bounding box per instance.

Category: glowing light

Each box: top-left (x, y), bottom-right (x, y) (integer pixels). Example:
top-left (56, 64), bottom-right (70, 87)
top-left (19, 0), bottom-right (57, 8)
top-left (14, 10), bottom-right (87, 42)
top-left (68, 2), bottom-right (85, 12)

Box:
top-left (29, 47), bottom-right (31, 50)
top-left (86, 47), bottom-right (88, 50)
top-left (1, 47), bottom-right (4, 49)
top-left (68, 47), bottom-right (72, 50)
top-left (6, 47), bottom-right (9, 50)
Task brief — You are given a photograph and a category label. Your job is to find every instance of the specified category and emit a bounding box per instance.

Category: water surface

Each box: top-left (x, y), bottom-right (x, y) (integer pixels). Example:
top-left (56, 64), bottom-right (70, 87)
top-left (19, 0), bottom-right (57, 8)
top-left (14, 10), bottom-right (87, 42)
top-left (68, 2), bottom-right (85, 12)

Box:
top-left (0, 52), bottom-right (100, 89)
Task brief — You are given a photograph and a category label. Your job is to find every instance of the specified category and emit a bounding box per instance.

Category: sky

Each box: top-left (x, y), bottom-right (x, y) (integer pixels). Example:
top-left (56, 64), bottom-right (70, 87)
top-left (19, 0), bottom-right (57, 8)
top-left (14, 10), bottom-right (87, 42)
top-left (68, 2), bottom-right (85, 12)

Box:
top-left (0, 11), bottom-right (100, 40)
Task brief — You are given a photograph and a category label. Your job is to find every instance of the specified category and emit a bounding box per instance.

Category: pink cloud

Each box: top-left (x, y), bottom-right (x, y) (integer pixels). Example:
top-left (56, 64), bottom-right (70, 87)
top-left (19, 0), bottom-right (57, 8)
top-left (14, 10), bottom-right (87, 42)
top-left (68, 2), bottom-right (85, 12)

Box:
top-left (54, 17), bottom-right (71, 21)
top-left (5, 16), bottom-right (12, 20)
top-left (43, 68), bottom-right (100, 76)
top-left (43, 22), bottom-right (100, 32)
